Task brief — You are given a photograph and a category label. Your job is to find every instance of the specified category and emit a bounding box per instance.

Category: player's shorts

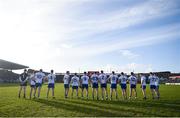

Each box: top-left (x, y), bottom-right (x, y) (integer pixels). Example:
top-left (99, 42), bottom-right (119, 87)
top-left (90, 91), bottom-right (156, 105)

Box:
top-left (150, 85), bottom-right (156, 89)
top-left (92, 83), bottom-right (98, 88)
top-left (48, 83), bottom-right (55, 88)
top-left (155, 85), bottom-right (159, 89)
top-left (141, 85), bottom-right (146, 89)
top-left (30, 85), bottom-right (36, 88)
top-left (111, 84), bottom-right (117, 89)
top-left (101, 83), bottom-right (107, 88)
top-left (72, 86), bottom-right (78, 89)
top-left (130, 84), bottom-right (136, 88)
top-left (82, 84), bottom-right (88, 89)
top-left (120, 84), bottom-right (127, 89)
top-left (36, 83), bottom-right (42, 87)
top-left (20, 82), bottom-right (27, 86)
top-left (64, 84), bottom-right (69, 88)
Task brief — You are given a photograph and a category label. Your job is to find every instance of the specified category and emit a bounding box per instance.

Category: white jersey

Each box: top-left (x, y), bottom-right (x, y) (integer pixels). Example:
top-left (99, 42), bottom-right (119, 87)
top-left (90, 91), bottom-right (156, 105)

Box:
top-left (63, 74), bottom-right (70, 84)
top-left (30, 74), bottom-right (36, 85)
top-left (109, 74), bottom-right (118, 84)
top-left (81, 75), bottom-right (89, 84)
top-left (154, 75), bottom-right (159, 86)
top-left (35, 72), bottom-right (45, 84)
top-left (98, 73), bottom-right (107, 84)
top-left (149, 75), bottom-right (156, 85)
top-left (141, 76), bottom-right (146, 86)
top-left (119, 75), bottom-right (127, 84)
top-left (47, 73), bottom-right (56, 84)
top-left (71, 76), bottom-right (79, 86)
top-left (91, 74), bottom-right (99, 84)
top-left (128, 75), bottom-right (137, 85)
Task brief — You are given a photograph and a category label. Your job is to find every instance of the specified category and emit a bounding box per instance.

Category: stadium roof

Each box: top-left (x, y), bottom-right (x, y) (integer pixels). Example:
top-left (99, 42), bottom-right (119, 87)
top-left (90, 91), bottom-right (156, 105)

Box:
top-left (0, 59), bottom-right (29, 70)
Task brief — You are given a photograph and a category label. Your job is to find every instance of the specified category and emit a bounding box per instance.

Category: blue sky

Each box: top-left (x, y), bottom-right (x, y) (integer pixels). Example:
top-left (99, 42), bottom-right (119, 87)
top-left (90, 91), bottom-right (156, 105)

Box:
top-left (0, 0), bottom-right (179, 73)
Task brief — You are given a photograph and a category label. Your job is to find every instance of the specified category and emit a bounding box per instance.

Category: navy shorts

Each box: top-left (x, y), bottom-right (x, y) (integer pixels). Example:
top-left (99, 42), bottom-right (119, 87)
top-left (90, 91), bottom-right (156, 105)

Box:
top-left (111, 84), bottom-right (117, 89)
top-left (72, 86), bottom-right (78, 89)
top-left (101, 83), bottom-right (107, 88)
top-left (150, 85), bottom-right (156, 89)
top-left (64, 84), bottom-right (69, 88)
top-left (82, 84), bottom-right (88, 89)
top-left (142, 85), bottom-right (146, 89)
top-left (121, 84), bottom-right (127, 89)
top-left (36, 83), bottom-right (42, 87)
top-left (48, 83), bottom-right (55, 88)
top-left (20, 82), bottom-right (27, 86)
top-left (130, 84), bottom-right (136, 88)
top-left (156, 85), bottom-right (159, 89)
top-left (30, 85), bottom-right (36, 88)
top-left (92, 83), bottom-right (98, 88)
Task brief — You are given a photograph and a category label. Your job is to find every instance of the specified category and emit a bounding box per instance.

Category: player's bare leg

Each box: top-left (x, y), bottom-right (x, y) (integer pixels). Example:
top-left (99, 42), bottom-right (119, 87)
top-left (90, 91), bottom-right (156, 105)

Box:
top-left (92, 88), bottom-right (94, 100)
top-left (151, 89), bottom-right (155, 99)
top-left (18, 86), bottom-right (22, 98)
top-left (142, 89), bottom-right (146, 99)
top-left (86, 88), bottom-right (88, 99)
top-left (134, 89), bottom-right (137, 99)
top-left (110, 88), bottom-right (113, 100)
top-left (52, 88), bottom-right (55, 98)
top-left (37, 87), bottom-right (41, 98)
top-left (129, 88), bottom-right (132, 99)
top-left (47, 88), bottom-right (50, 98)
top-left (105, 88), bottom-right (108, 100)
top-left (115, 89), bottom-right (118, 100)
top-left (101, 88), bottom-right (104, 100)
top-left (30, 87), bottom-right (33, 99)
top-left (76, 89), bottom-right (78, 98)
top-left (71, 89), bottom-right (74, 98)
top-left (66, 88), bottom-right (69, 98)
top-left (96, 88), bottom-right (99, 100)
top-left (81, 88), bottom-right (84, 98)
top-left (155, 88), bottom-right (160, 99)
top-left (23, 86), bottom-right (26, 98)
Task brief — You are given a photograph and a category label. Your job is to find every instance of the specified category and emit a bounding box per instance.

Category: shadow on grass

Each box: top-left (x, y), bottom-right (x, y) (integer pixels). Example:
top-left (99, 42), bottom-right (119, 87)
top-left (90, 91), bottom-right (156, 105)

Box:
top-left (32, 98), bottom-right (126, 117)
top-left (57, 98), bottom-right (180, 116)
top-left (31, 98), bottom-right (167, 117)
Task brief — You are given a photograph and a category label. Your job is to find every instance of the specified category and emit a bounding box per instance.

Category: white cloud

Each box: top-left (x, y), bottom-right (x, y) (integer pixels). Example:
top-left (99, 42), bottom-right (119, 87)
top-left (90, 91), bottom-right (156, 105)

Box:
top-left (102, 63), bottom-right (153, 74)
top-left (0, 0), bottom-right (179, 72)
top-left (119, 50), bottom-right (140, 59)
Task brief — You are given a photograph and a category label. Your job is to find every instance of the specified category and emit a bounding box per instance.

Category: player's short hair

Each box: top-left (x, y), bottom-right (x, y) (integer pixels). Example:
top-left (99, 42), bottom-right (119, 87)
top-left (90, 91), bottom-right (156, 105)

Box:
top-left (150, 72), bottom-right (153, 74)
top-left (51, 70), bottom-right (54, 73)
top-left (131, 72), bottom-right (134, 75)
top-left (121, 72), bottom-right (124, 75)
top-left (66, 71), bottom-right (70, 74)
top-left (101, 70), bottom-right (103, 73)
top-left (112, 71), bottom-right (115, 74)
top-left (24, 69), bottom-right (27, 72)
top-left (84, 72), bottom-right (87, 74)
top-left (74, 73), bottom-right (77, 76)
top-left (40, 69), bottom-right (43, 72)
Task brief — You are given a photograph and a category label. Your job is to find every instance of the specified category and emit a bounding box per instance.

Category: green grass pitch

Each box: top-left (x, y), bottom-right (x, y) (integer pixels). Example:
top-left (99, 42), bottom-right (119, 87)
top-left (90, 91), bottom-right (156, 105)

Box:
top-left (0, 83), bottom-right (180, 117)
